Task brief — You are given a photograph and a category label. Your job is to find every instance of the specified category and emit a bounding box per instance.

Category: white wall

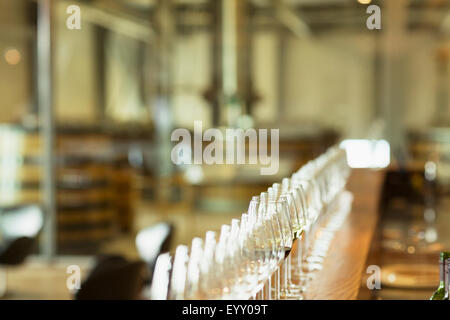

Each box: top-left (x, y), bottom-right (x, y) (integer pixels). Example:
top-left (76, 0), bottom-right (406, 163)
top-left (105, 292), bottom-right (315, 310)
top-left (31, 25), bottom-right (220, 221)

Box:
top-left (0, 1), bottom-right (447, 136)
top-left (172, 31), bottom-right (213, 129)
top-left (0, 0), bottom-right (31, 123)
top-left (252, 29), bottom-right (448, 138)
top-left (252, 31), bottom-right (377, 138)
top-left (283, 32), bottom-right (377, 138)
top-left (54, 2), bottom-right (99, 125)
top-left (403, 32), bottom-right (441, 129)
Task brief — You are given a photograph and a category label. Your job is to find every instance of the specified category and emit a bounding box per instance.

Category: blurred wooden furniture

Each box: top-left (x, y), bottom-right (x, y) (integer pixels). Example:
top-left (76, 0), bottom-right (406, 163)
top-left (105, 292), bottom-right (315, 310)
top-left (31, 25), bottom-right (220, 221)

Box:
top-left (0, 125), bottom-right (138, 254)
top-left (409, 128), bottom-right (450, 193)
top-left (191, 131), bottom-right (339, 214)
top-left (111, 160), bottom-right (136, 232)
top-left (359, 166), bottom-right (449, 300)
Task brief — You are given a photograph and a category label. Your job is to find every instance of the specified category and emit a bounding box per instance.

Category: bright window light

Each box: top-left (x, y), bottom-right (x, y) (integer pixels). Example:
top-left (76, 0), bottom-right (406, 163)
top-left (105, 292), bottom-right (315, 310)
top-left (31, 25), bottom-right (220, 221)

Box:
top-left (340, 139), bottom-right (390, 168)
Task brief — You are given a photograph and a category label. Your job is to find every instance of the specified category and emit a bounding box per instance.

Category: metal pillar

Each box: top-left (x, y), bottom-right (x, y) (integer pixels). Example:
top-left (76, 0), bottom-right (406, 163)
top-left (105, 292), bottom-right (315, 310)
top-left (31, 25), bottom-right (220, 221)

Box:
top-left (152, 0), bottom-right (175, 203)
top-left (433, 47), bottom-right (449, 126)
top-left (37, 0), bottom-right (56, 259)
top-left (380, 0), bottom-right (410, 166)
top-left (277, 27), bottom-right (287, 123)
top-left (216, 0), bottom-right (251, 126)
top-left (273, 0), bottom-right (310, 39)
top-left (221, 0), bottom-right (238, 102)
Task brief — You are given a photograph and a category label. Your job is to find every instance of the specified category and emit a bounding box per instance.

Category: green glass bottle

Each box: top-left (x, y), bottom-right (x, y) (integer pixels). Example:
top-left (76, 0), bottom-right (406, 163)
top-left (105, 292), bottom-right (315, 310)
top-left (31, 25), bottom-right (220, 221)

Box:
top-left (444, 258), bottom-right (450, 300)
top-left (430, 252), bottom-right (450, 300)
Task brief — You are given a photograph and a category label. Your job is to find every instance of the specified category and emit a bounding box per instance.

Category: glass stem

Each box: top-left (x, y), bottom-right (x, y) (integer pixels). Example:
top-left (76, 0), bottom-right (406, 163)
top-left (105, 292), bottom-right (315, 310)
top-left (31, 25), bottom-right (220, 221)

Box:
top-left (271, 269), bottom-right (280, 300)
top-left (263, 278), bottom-right (271, 300)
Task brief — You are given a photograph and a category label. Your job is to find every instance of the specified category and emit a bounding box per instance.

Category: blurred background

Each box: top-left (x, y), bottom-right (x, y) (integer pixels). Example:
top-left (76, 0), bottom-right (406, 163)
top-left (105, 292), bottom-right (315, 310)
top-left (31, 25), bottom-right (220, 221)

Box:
top-left (0, 0), bottom-right (449, 299)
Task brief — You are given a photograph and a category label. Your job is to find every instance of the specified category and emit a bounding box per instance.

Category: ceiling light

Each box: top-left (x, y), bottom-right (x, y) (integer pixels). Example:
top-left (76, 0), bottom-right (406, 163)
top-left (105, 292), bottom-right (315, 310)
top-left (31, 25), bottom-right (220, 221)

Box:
top-left (4, 48), bottom-right (21, 65)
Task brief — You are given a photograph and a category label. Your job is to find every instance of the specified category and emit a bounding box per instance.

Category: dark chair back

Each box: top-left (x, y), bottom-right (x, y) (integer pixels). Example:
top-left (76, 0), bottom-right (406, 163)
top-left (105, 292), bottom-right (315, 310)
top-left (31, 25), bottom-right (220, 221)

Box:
top-left (0, 237), bottom-right (35, 265)
top-left (75, 256), bottom-right (147, 300)
top-left (0, 205), bottom-right (43, 266)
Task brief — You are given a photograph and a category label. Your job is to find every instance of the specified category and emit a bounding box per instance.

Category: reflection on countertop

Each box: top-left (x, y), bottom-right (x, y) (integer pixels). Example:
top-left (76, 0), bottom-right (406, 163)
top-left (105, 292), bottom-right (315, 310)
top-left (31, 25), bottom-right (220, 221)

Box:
top-left (361, 168), bottom-right (450, 300)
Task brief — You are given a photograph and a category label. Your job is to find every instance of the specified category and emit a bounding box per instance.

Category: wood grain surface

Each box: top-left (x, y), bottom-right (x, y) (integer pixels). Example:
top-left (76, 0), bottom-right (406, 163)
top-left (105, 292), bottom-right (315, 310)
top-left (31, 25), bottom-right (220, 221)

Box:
top-left (305, 169), bottom-right (385, 300)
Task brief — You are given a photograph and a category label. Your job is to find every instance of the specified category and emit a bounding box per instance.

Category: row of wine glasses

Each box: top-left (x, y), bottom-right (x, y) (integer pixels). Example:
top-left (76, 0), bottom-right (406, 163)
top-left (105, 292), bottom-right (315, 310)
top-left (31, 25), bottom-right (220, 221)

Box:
top-left (149, 145), bottom-right (351, 300)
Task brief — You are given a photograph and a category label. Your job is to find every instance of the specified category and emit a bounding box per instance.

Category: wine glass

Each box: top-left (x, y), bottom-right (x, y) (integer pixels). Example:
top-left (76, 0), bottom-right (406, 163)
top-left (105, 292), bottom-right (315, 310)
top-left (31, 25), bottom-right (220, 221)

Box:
top-left (184, 237), bottom-right (203, 299)
top-left (168, 245), bottom-right (189, 300)
top-left (238, 213), bottom-right (264, 299)
top-left (278, 180), bottom-right (307, 299)
top-left (150, 252), bottom-right (172, 300)
top-left (257, 192), bottom-right (279, 299)
top-left (214, 224), bottom-right (233, 299)
top-left (266, 196), bottom-right (292, 299)
top-left (227, 218), bottom-right (251, 299)
top-left (198, 231), bottom-right (217, 299)
top-left (245, 197), bottom-right (276, 299)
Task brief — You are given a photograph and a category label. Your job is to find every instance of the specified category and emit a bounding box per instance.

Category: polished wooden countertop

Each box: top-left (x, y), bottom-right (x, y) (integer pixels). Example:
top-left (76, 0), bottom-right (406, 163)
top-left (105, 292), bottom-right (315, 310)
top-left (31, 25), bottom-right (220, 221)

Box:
top-left (305, 168), bottom-right (385, 300)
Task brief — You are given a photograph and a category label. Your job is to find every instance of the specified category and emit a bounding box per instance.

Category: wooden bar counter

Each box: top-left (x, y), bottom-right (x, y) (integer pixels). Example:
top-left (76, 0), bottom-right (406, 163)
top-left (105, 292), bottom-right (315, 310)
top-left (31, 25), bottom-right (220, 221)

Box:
top-left (305, 168), bottom-right (385, 300)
